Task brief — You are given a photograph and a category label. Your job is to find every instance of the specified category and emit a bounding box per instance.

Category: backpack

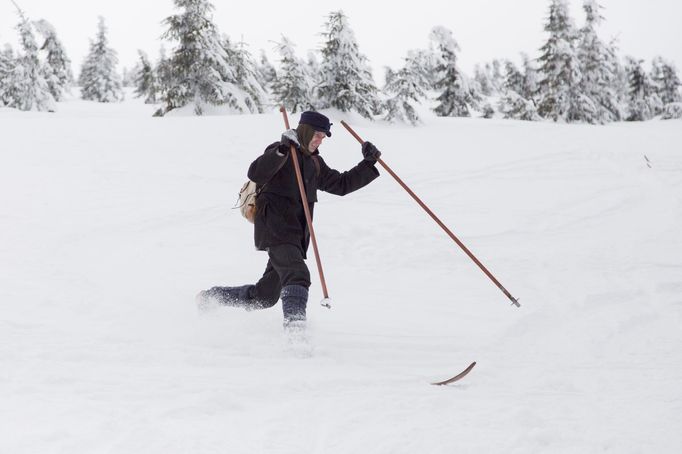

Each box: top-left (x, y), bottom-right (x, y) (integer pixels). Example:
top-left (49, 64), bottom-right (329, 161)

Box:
top-left (235, 154), bottom-right (321, 224)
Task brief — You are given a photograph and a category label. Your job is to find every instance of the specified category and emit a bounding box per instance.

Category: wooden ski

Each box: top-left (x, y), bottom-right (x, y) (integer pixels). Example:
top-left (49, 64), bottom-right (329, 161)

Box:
top-left (431, 362), bottom-right (477, 386)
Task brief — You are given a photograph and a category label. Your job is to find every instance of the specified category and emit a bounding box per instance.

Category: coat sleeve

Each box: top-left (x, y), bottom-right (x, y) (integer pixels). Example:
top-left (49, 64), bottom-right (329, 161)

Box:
top-left (247, 142), bottom-right (289, 184)
top-left (317, 156), bottom-right (380, 196)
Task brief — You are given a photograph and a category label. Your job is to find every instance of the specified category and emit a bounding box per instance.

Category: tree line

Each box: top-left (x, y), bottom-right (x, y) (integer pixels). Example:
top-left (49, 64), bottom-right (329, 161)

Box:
top-left (1, 0), bottom-right (680, 123)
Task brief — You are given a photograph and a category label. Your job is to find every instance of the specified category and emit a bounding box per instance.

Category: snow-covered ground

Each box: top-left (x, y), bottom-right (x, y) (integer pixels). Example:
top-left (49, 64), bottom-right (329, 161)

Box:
top-left (2, 94), bottom-right (681, 453)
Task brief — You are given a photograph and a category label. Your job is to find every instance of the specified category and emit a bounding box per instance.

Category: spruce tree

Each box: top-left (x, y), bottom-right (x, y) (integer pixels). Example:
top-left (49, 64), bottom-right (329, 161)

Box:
top-left (79, 17), bottom-right (122, 103)
top-left (317, 10), bottom-right (381, 118)
top-left (503, 60), bottom-right (524, 95)
top-left (255, 50), bottom-right (277, 93)
top-left (536, 0), bottom-right (590, 122)
top-left (498, 91), bottom-right (541, 121)
top-left (33, 19), bottom-right (72, 101)
top-left (577, 0), bottom-right (620, 123)
top-left (430, 26), bottom-right (477, 117)
top-left (0, 46), bottom-right (14, 106)
top-left (271, 36), bottom-right (312, 113)
top-left (520, 53), bottom-right (539, 100)
top-left (222, 37), bottom-right (268, 113)
top-left (160, 0), bottom-right (236, 115)
top-left (134, 50), bottom-right (160, 103)
top-left (3, 6), bottom-right (55, 111)
top-left (383, 50), bottom-right (430, 125)
top-left (154, 46), bottom-right (173, 107)
top-left (474, 64), bottom-right (493, 96)
top-left (625, 57), bottom-right (662, 121)
top-left (651, 57), bottom-right (681, 105)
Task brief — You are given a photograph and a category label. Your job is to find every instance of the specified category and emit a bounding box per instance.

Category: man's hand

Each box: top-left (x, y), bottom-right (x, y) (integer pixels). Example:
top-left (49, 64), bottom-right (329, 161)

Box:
top-left (362, 141), bottom-right (382, 162)
top-left (281, 129), bottom-right (300, 150)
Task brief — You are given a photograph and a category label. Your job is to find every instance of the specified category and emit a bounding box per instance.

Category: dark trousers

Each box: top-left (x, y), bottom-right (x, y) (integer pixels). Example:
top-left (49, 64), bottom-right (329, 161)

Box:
top-left (251, 243), bottom-right (311, 308)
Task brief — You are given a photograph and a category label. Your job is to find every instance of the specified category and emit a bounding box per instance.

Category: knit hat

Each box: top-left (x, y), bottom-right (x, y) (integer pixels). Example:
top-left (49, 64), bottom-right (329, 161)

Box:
top-left (299, 111), bottom-right (332, 137)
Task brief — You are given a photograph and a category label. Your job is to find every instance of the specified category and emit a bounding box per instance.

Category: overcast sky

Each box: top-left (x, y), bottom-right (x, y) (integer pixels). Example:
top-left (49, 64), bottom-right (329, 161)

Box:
top-left (1, 0), bottom-right (681, 81)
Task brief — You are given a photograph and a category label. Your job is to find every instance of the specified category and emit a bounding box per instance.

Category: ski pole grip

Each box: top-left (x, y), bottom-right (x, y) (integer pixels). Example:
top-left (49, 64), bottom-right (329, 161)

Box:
top-left (340, 120), bottom-right (365, 144)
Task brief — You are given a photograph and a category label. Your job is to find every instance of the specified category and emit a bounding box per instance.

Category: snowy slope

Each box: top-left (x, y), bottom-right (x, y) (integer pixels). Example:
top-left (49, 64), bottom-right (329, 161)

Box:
top-left (1, 96), bottom-right (681, 453)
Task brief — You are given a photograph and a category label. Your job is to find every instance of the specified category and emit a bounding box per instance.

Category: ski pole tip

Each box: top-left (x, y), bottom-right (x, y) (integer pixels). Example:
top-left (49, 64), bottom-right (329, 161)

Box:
top-left (320, 297), bottom-right (332, 309)
top-left (510, 297), bottom-right (521, 308)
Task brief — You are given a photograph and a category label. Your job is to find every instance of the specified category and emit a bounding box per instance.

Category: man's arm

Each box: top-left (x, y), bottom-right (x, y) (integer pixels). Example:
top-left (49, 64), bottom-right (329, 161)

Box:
top-left (247, 142), bottom-right (289, 184)
top-left (317, 157), bottom-right (380, 196)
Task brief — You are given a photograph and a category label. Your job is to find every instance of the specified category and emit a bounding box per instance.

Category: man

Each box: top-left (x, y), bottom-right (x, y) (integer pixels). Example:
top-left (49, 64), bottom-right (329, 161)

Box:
top-left (197, 111), bottom-right (382, 331)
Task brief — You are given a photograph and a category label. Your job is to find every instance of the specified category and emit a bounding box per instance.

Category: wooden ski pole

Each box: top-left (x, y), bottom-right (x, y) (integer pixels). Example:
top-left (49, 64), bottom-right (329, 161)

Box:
top-left (341, 120), bottom-right (520, 308)
top-left (280, 107), bottom-right (331, 309)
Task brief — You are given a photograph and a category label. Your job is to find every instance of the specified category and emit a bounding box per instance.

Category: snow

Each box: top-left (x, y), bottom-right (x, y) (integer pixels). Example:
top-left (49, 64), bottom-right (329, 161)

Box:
top-left (2, 93), bottom-right (682, 453)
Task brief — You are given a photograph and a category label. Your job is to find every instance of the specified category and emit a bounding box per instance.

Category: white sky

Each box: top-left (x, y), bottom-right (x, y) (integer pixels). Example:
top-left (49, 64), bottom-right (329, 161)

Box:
top-left (1, 0), bottom-right (681, 81)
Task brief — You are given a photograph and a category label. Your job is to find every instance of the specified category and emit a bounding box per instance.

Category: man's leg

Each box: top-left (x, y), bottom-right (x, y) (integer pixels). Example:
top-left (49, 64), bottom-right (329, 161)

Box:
top-left (197, 261), bottom-right (282, 310)
top-left (267, 244), bottom-right (311, 326)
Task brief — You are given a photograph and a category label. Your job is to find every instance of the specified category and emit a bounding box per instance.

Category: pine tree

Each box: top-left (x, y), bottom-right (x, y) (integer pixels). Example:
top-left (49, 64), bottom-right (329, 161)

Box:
top-left (536, 0), bottom-right (591, 122)
top-left (134, 50), bottom-right (160, 103)
top-left (317, 10), bottom-right (381, 118)
top-left (3, 5), bottom-right (55, 111)
top-left (625, 57), bottom-right (662, 121)
top-left (503, 60), bottom-right (524, 95)
top-left (154, 46), bottom-right (173, 106)
top-left (222, 37), bottom-right (268, 113)
top-left (160, 0), bottom-right (237, 115)
top-left (271, 36), bottom-right (312, 113)
top-left (0, 46), bottom-right (14, 106)
top-left (577, 0), bottom-right (620, 123)
top-left (520, 53), bottom-right (539, 100)
top-left (33, 19), bottom-right (72, 101)
top-left (255, 50), bottom-right (277, 93)
top-left (498, 91), bottom-right (541, 121)
top-left (430, 26), bottom-right (477, 117)
top-left (651, 56), bottom-right (681, 105)
top-left (474, 64), bottom-right (493, 96)
top-left (383, 50), bottom-right (430, 125)
top-left (79, 17), bottom-right (122, 103)
top-left (490, 59), bottom-right (505, 93)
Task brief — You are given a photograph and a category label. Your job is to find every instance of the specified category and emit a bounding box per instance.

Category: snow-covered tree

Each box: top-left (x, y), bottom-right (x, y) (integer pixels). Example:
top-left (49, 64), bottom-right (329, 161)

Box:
top-left (33, 19), bottom-right (72, 101)
top-left (430, 26), bottom-right (478, 117)
top-left (536, 0), bottom-right (591, 122)
top-left (154, 46), bottom-right (173, 104)
top-left (651, 56), bottom-right (681, 106)
top-left (255, 50), bottom-right (276, 93)
top-left (661, 102), bottom-right (682, 120)
top-left (577, 0), bottom-right (621, 123)
top-left (474, 64), bottom-right (493, 96)
top-left (503, 60), bottom-right (524, 95)
top-left (160, 0), bottom-right (237, 115)
top-left (625, 57), bottom-right (662, 121)
top-left (271, 36), bottom-right (312, 113)
top-left (121, 64), bottom-right (140, 87)
top-left (489, 59), bottom-right (505, 93)
top-left (520, 53), bottom-right (539, 100)
top-left (223, 37), bottom-right (268, 113)
top-left (383, 50), bottom-right (431, 125)
top-left (316, 10), bottom-right (381, 118)
top-left (610, 42), bottom-right (630, 111)
top-left (79, 16), bottom-right (122, 103)
top-left (134, 50), bottom-right (160, 103)
top-left (0, 46), bottom-right (14, 105)
top-left (3, 6), bottom-right (55, 111)
top-left (498, 90), bottom-right (541, 121)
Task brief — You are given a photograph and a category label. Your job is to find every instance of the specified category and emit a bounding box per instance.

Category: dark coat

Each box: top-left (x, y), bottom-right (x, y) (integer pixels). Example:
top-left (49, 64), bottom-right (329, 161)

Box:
top-left (247, 141), bottom-right (380, 256)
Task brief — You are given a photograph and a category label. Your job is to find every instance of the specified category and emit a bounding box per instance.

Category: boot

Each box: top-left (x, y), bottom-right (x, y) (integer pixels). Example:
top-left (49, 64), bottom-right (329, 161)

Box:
top-left (280, 284), bottom-right (308, 329)
top-left (196, 285), bottom-right (254, 311)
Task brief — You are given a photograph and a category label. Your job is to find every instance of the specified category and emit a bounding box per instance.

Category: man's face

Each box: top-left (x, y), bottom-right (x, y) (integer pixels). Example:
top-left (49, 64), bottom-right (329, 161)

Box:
top-left (308, 131), bottom-right (327, 152)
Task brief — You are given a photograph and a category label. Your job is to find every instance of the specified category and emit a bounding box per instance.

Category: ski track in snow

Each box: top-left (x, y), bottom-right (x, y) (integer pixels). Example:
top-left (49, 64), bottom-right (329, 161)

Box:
top-left (1, 97), bottom-right (682, 453)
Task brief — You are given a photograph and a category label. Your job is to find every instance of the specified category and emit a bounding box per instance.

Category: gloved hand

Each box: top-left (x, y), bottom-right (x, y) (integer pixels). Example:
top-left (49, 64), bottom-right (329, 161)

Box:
top-left (281, 129), bottom-right (300, 150)
top-left (362, 141), bottom-right (381, 162)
